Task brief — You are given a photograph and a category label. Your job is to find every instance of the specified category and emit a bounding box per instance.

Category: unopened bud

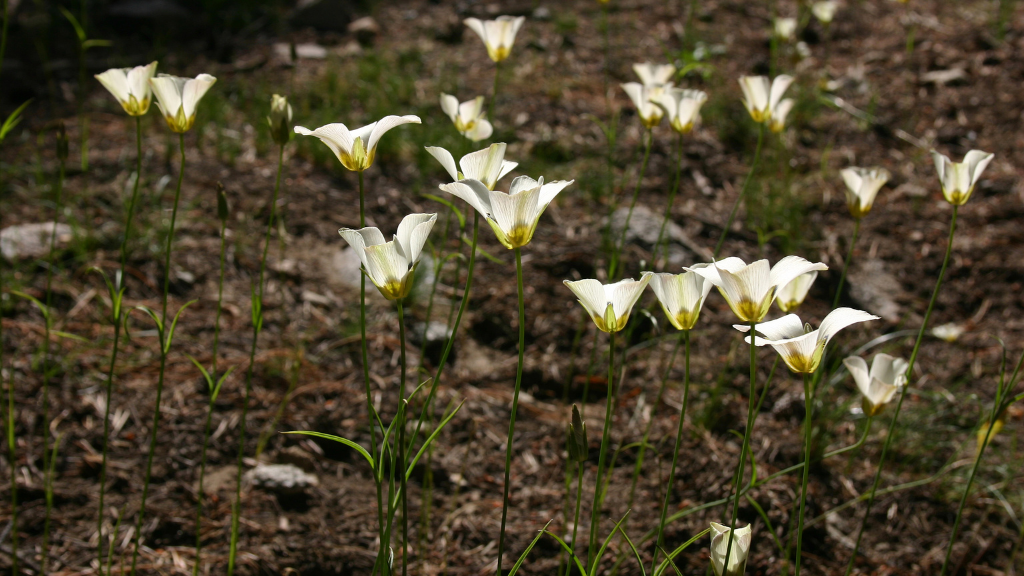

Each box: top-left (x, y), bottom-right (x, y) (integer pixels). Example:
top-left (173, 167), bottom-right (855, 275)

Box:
top-left (567, 404), bottom-right (588, 463)
top-left (268, 94), bottom-right (293, 146)
top-left (56, 122), bottom-right (69, 163)
top-left (215, 182), bottom-right (229, 222)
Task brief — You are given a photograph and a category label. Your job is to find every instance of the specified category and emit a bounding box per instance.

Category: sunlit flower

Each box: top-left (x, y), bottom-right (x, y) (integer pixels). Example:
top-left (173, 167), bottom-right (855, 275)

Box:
top-left (774, 17), bottom-right (797, 41)
top-left (735, 308), bottom-right (879, 373)
top-left (464, 16), bottom-right (526, 62)
top-left (652, 88), bottom-right (708, 134)
top-left (295, 115), bottom-right (422, 172)
top-left (843, 353), bottom-right (907, 416)
top-left (812, 1), bottom-right (838, 24)
top-left (268, 94), bottom-right (293, 146)
top-left (648, 267), bottom-right (713, 331)
top-left (686, 256), bottom-right (828, 323)
top-left (424, 142), bottom-right (517, 191)
top-left (776, 271), bottom-right (817, 313)
top-left (710, 522), bottom-right (752, 576)
top-left (440, 93), bottom-right (492, 141)
top-left (739, 74), bottom-right (794, 123)
top-left (930, 149), bottom-right (995, 206)
top-left (440, 174), bottom-right (573, 249)
top-left (841, 167), bottom-right (891, 219)
top-left (931, 322), bottom-right (965, 342)
top-left (768, 98), bottom-right (795, 133)
top-left (149, 73), bottom-right (217, 133)
top-left (95, 61), bottom-right (158, 116)
top-left (633, 62), bottom-right (676, 87)
top-left (564, 274), bottom-right (653, 333)
top-left (339, 213), bottom-right (437, 300)
top-left (622, 82), bottom-right (673, 129)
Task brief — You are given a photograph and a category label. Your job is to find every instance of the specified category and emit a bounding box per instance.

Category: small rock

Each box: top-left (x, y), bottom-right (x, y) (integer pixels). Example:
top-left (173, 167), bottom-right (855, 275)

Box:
top-left (291, 0), bottom-right (353, 32)
top-left (607, 205), bottom-right (710, 260)
top-left (532, 6), bottom-right (552, 20)
top-left (273, 42), bottom-right (327, 60)
top-left (348, 16), bottom-right (380, 46)
top-left (245, 463), bottom-right (319, 495)
top-left (329, 247), bottom-right (364, 290)
top-left (276, 445), bottom-right (318, 473)
top-left (1, 222), bottom-right (73, 261)
top-left (920, 68), bottom-right (967, 86)
top-left (411, 321), bottom-right (454, 366)
top-left (197, 465), bottom-right (236, 496)
top-left (847, 259), bottom-right (903, 323)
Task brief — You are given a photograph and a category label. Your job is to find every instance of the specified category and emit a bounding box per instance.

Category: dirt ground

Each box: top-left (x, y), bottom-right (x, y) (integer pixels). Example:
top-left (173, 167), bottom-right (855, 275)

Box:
top-left (2, 0), bottom-right (1024, 574)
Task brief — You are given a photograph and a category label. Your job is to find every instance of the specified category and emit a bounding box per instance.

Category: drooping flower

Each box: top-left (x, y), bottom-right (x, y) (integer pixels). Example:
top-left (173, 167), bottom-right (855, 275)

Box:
top-left (931, 322), bottom-right (965, 342)
top-left (739, 74), bottom-right (794, 123)
top-left (148, 73), bottom-right (217, 133)
top-left (564, 274), bottom-right (653, 333)
top-left (774, 17), bottom-right (797, 41)
top-left (339, 213), bottom-right (437, 300)
top-left (648, 267), bottom-right (713, 331)
top-left (686, 256), bottom-right (828, 323)
top-left (440, 93), bottom-right (492, 141)
top-left (633, 62), bottom-right (676, 87)
top-left (768, 98), bottom-right (795, 133)
top-left (735, 308), bottom-right (879, 373)
top-left (622, 82), bottom-right (673, 129)
top-left (440, 174), bottom-right (573, 249)
top-left (424, 142), bottom-right (517, 191)
top-left (652, 88), bottom-right (708, 134)
top-left (294, 115), bottom-right (422, 172)
top-left (812, 1), bottom-right (838, 24)
top-left (841, 167), bottom-right (891, 219)
top-left (709, 522), bottom-right (752, 576)
top-left (843, 353), bottom-right (907, 416)
top-left (95, 61), bottom-right (158, 116)
top-left (267, 94), bottom-right (293, 146)
top-left (776, 271), bottom-right (817, 313)
top-left (464, 16), bottom-right (526, 62)
top-left (930, 149), bottom-right (995, 206)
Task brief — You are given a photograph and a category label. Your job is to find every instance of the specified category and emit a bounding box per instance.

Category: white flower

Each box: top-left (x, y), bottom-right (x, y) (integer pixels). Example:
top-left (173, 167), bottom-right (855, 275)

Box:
top-left (774, 17), bottom-right (797, 41)
top-left (931, 322), bottom-right (965, 342)
top-left (812, 1), bottom-right (838, 24)
top-left (710, 522), bottom-right (752, 576)
top-left (686, 256), bottom-right (828, 323)
top-left (95, 61), bottom-right (158, 116)
top-left (424, 142), bottom-right (517, 191)
top-left (440, 174), bottom-right (573, 249)
top-left (648, 267), bottom-right (713, 331)
top-left (440, 93), bottom-right (493, 141)
top-left (652, 88), bottom-right (708, 134)
top-left (841, 167), bottom-right (891, 219)
top-left (768, 98), bottom-right (795, 133)
top-left (339, 213), bottom-right (437, 300)
top-left (843, 353), bottom-right (907, 416)
top-left (930, 149), bottom-right (995, 206)
top-left (633, 62), bottom-right (676, 87)
top-left (739, 74), bottom-right (794, 123)
top-left (735, 308), bottom-right (879, 373)
top-left (149, 73), bottom-right (217, 133)
top-left (294, 115), bottom-right (421, 172)
top-left (564, 274), bottom-right (653, 333)
top-left (464, 16), bottom-right (526, 62)
top-left (622, 82), bottom-right (673, 129)
top-left (776, 271), bottom-right (817, 313)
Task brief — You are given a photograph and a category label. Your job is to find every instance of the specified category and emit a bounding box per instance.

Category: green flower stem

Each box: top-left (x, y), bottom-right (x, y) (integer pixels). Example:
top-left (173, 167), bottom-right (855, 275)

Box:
top-left (130, 132), bottom-right (186, 576)
top-left (653, 132), bottom-right (684, 268)
top-left (97, 115), bottom-right (144, 575)
top-left (569, 461), bottom-right (585, 566)
top-left (833, 218), bottom-right (861, 309)
top-left (0, 0), bottom-right (9, 82)
top-left (4, 303), bottom-right (16, 576)
top-left (609, 128), bottom-right (652, 279)
top-left (489, 60), bottom-right (502, 127)
top-left (845, 205), bottom-right (959, 576)
top-left (193, 395), bottom-right (216, 576)
top-left (715, 123), bottom-right (766, 258)
top-left (396, 299), bottom-right (409, 576)
top-left (495, 247), bottom-right (527, 576)
top-left (794, 372), bottom-right (814, 576)
top-left (587, 330), bottom-right (617, 574)
top-left (227, 143), bottom-right (285, 576)
top-left (212, 214), bottom-right (228, 376)
top-left (651, 330), bottom-right (691, 573)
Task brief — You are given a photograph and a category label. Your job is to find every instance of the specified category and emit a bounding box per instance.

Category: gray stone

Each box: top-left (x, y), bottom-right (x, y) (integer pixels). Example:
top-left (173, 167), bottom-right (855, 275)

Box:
top-left (607, 205), bottom-right (711, 260)
top-left (348, 16), bottom-right (381, 46)
top-left (244, 463), bottom-right (319, 495)
top-left (274, 42), bottom-right (328, 60)
top-left (920, 69), bottom-right (967, 86)
top-left (847, 259), bottom-right (903, 323)
top-left (291, 0), bottom-right (353, 32)
top-left (276, 446), bottom-right (318, 473)
top-left (1, 222), bottom-right (73, 261)
top-left (329, 247), bottom-right (364, 290)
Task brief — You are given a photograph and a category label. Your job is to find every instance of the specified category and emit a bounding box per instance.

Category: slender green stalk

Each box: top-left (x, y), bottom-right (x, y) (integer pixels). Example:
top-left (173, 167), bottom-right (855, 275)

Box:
top-left (845, 206), bottom-right (959, 576)
top-left (227, 143), bottom-right (285, 576)
top-left (0, 0), bottom-right (9, 82)
top-left (587, 330), bottom-right (616, 574)
top-left (193, 395), bottom-right (216, 576)
top-left (569, 461), bottom-right (585, 569)
top-left (794, 372), bottom-right (814, 576)
top-left (212, 212), bottom-right (228, 376)
top-left (495, 247), bottom-right (527, 576)
top-left (833, 219), bottom-right (861, 308)
top-left (396, 299), bottom-right (409, 576)
top-left (3, 294), bottom-right (16, 576)
top-left (609, 128), bottom-right (652, 278)
top-left (653, 132), bottom-right (684, 268)
top-left (97, 115), bottom-right (144, 574)
top-left (130, 132), bottom-right (186, 576)
top-left (489, 61), bottom-right (502, 127)
top-left (715, 124), bottom-right (766, 257)
top-left (651, 330), bottom-right (691, 573)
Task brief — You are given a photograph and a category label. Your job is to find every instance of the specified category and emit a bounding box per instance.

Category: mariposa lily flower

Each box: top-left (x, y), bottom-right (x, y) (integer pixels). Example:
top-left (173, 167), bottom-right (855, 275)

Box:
top-left (464, 16), bottom-right (526, 62)
top-left (768, 98), bottom-right (795, 133)
top-left (774, 17), bottom-right (797, 41)
top-left (149, 73), bottom-right (217, 133)
top-left (622, 82), bottom-right (673, 129)
top-left (812, 1), bottom-right (838, 24)
top-left (424, 142), bottom-right (517, 191)
top-left (653, 88), bottom-right (708, 134)
top-left (930, 149), bottom-right (995, 206)
top-left (648, 267), bottom-right (713, 331)
top-left (95, 61), bottom-right (158, 116)
top-left (841, 167), bottom-right (891, 219)
top-left (439, 174), bottom-right (573, 248)
top-left (686, 256), bottom-right (828, 323)
top-left (564, 274), bottom-right (653, 333)
top-left (843, 353), bottom-right (907, 416)
top-left (710, 522), bottom-right (752, 576)
top-left (268, 94), bottom-right (293, 146)
top-left (440, 93), bottom-right (492, 141)
top-left (735, 308), bottom-right (879, 373)
top-left (931, 322), bottom-right (965, 342)
top-left (294, 115), bottom-right (422, 172)
top-left (776, 271), bottom-right (817, 313)
top-left (739, 74), bottom-right (794, 123)
top-left (633, 62), bottom-right (676, 87)
top-left (339, 213), bottom-right (437, 300)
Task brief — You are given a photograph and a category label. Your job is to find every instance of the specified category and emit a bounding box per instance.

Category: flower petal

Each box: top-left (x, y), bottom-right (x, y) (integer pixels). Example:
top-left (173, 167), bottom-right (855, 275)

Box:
top-left (768, 256), bottom-right (828, 293)
top-left (295, 123), bottom-right (354, 160)
top-left (425, 146), bottom-right (460, 181)
top-left (96, 68), bottom-right (131, 104)
top-left (396, 213), bottom-right (437, 264)
top-left (439, 93), bottom-right (460, 122)
top-left (843, 356), bottom-right (872, 399)
top-left (459, 143), bottom-right (507, 188)
top-left (563, 279), bottom-right (608, 324)
top-left (366, 114), bottom-right (421, 154)
top-left (818, 307), bottom-right (879, 345)
top-left (180, 74), bottom-right (216, 119)
top-left (464, 118), bottom-right (493, 142)
top-left (439, 179), bottom-right (492, 217)
top-left (607, 274), bottom-right (652, 320)
top-left (768, 74), bottom-right (795, 112)
top-left (964, 149), bottom-right (994, 188)
top-left (339, 226), bottom-right (387, 270)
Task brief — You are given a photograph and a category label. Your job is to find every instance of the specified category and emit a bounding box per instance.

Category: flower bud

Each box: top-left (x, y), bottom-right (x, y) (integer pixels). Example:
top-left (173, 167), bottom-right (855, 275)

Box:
top-left (215, 181), bottom-right (230, 222)
top-left (268, 94), bottom-right (293, 146)
top-left (567, 405), bottom-right (588, 463)
top-left (56, 122), bottom-right (69, 163)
